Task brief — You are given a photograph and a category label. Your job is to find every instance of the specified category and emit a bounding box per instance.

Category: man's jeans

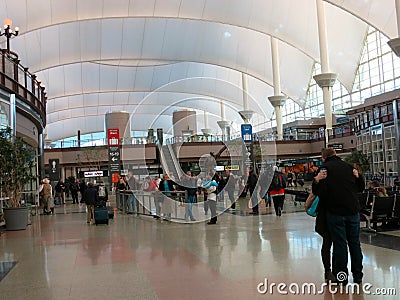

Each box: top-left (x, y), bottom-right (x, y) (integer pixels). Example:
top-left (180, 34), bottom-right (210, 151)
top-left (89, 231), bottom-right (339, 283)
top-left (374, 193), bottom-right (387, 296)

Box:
top-left (187, 195), bottom-right (195, 220)
top-left (128, 194), bottom-right (137, 213)
top-left (327, 212), bottom-right (363, 283)
top-left (227, 190), bottom-right (235, 209)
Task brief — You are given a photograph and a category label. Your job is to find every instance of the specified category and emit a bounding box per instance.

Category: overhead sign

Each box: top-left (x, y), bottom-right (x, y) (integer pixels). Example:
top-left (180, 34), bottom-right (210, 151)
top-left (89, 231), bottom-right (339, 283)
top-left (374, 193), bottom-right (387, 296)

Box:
top-left (328, 143), bottom-right (344, 150)
top-left (108, 146), bottom-right (121, 173)
top-left (336, 116), bottom-right (349, 123)
top-left (48, 158), bottom-right (60, 181)
top-left (241, 124), bottom-right (253, 142)
top-left (226, 165), bottom-right (240, 171)
top-left (107, 128), bottom-right (120, 146)
top-left (214, 166), bottom-right (225, 171)
top-left (84, 171), bottom-right (104, 178)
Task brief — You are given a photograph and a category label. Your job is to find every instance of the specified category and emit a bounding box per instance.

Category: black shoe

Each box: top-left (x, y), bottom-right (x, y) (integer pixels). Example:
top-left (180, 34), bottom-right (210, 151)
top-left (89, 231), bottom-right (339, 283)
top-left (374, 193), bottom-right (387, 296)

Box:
top-left (325, 271), bottom-right (336, 282)
top-left (153, 215), bottom-right (160, 219)
top-left (207, 221), bottom-right (217, 225)
top-left (278, 207), bottom-right (282, 216)
top-left (190, 218), bottom-right (196, 221)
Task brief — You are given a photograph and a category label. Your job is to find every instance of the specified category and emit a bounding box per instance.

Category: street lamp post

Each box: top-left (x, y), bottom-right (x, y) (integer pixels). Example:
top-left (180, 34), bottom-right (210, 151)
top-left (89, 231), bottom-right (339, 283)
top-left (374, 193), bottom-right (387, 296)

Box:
top-left (0, 18), bottom-right (19, 54)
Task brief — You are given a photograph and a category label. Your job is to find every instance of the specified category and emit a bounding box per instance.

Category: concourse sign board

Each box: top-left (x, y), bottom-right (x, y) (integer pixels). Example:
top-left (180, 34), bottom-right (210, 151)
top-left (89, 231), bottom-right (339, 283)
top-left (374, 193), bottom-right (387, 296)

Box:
top-left (108, 146), bottom-right (121, 174)
top-left (241, 124), bottom-right (253, 142)
top-left (49, 159), bottom-right (60, 181)
top-left (107, 128), bottom-right (120, 146)
top-left (107, 128), bottom-right (121, 179)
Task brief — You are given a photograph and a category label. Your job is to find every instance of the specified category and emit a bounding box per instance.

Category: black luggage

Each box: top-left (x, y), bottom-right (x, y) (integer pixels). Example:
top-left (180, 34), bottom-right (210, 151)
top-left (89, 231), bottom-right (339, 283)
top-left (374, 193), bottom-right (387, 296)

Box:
top-left (107, 206), bottom-right (114, 219)
top-left (94, 206), bottom-right (109, 225)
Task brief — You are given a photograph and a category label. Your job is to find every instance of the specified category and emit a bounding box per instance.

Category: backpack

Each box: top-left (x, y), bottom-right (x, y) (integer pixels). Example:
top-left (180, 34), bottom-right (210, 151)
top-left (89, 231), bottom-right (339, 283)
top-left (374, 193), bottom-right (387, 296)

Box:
top-left (270, 173), bottom-right (286, 191)
top-left (98, 185), bottom-right (106, 197)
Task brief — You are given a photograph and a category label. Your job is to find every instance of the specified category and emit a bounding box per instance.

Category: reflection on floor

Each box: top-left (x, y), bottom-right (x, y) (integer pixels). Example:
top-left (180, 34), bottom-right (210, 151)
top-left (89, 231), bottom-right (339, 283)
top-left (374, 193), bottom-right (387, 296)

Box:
top-left (0, 202), bottom-right (399, 299)
top-left (0, 262), bottom-right (17, 282)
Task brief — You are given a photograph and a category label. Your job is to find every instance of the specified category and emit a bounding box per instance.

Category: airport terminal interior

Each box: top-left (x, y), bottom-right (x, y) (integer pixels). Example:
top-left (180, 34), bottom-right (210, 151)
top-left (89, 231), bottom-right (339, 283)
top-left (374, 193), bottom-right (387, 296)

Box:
top-left (1, 0), bottom-right (400, 299)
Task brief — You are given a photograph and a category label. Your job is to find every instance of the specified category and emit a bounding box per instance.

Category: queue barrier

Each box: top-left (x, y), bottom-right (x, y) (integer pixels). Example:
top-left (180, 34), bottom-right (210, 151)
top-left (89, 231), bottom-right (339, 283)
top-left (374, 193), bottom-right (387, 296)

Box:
top-left (116, 190), bottom-right (189, 221)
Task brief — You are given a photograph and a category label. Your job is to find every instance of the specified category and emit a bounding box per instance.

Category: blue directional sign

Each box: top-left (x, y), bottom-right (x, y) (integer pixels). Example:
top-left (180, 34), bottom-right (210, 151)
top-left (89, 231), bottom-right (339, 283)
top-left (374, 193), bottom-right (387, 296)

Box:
top-left (241, 124), bottom-right (253, 142)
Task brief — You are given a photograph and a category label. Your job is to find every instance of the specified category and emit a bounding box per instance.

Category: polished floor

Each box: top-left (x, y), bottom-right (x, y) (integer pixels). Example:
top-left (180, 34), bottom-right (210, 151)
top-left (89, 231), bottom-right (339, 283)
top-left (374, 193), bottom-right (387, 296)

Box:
top-left (1, 198), bottom-right (399, 300)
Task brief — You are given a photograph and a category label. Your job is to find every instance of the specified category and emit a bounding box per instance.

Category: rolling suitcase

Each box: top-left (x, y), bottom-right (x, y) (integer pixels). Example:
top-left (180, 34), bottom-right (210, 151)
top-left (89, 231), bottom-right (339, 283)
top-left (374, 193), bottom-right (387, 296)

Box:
top-left (94, 206), bottom-right (109, 225)
top-left (107, 206), bottom-right (114, 219)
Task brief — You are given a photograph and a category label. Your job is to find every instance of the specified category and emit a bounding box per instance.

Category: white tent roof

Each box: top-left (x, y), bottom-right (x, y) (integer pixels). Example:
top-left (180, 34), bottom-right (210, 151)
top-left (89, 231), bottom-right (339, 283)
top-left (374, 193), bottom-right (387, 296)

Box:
top-left (0, 0), bottom-right (396, 141)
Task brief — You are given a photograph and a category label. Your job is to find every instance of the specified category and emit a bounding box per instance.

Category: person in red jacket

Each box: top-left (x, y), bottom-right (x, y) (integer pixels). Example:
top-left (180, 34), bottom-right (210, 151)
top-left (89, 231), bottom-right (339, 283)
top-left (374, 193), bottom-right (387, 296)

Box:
top-left (268, 166), bottom-right (286, 216)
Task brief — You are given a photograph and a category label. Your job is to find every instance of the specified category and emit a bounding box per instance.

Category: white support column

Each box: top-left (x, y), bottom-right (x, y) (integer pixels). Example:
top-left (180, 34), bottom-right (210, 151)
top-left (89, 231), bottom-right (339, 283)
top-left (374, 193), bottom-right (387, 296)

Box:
top-left (218, 101), bottom-right (231, 141)
top-left (220, 100), bottom-right (226, 121)
top-left (396, 0), bottom-right (400, 35)
top-left (388, 0), bottom-right (400, 57)
top-left (9, 94), bottom-right (16, 138)
top-left (201, 111), bottom-right (212, 136)
top-left (271, 37), bottom-right (281, 94)
top-left (314, 0), bottom-right (337, 146)
top-left (242, 73), bottom-right (249, 111)
top-left (268, 96), bottom-right (287, 140)
top-left (268, 37), bottom-right (287, 140)
top-left (239, 73), bottom-right (254, 124)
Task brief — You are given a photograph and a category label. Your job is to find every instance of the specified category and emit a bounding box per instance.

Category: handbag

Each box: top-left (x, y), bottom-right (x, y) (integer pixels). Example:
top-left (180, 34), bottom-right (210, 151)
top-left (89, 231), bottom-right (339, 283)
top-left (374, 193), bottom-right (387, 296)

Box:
top-left (306, 196), bottom-right (319, 217)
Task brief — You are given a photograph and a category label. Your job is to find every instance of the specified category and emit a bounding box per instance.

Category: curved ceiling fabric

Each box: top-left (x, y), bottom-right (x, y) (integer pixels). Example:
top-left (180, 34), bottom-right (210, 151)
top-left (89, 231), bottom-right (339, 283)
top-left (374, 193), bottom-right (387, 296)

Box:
top-left (0, 0), bottom-right (395, 141)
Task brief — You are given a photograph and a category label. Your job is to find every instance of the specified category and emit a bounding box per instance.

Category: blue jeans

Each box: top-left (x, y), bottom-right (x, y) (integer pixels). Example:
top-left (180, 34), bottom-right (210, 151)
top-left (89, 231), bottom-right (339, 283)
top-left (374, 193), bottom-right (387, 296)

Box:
top-left (327, 212), bottom-right (363, 283)
top-left (227, 190), bottom-right (235, 209)
top-left (128, 194), bottom-right (137, 213)
top-left (187, 195), bottom-right (195, 220)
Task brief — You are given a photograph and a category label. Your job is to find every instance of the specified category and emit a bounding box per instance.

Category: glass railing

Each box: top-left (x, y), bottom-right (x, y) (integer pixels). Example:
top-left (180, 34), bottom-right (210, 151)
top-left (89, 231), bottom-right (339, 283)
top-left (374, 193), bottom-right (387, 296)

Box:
top-left (48, 128), bottom-right (353, 149)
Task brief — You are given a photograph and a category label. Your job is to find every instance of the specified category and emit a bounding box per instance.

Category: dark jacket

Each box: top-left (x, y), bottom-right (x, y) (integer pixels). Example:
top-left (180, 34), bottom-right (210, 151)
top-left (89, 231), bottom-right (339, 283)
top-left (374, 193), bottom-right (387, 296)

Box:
top-left (55, 181), bottom-right (65, 193)
top-left (83, 186), bottom-right (99, 206)
top-left (312, 155), bottom-right (365, 216)
top-left (247, 170), bottom-right (258, 196)
top-left (181, 176), bottom-right (197, 196)
top-left (158, 179), bottom-right (175, 193)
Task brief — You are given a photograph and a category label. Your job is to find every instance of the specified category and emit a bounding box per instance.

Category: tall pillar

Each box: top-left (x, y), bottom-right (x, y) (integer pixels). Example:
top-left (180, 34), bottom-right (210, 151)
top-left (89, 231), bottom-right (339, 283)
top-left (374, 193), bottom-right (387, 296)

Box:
top-left (239, 73), bottom-right (254, 124)
top-left (39, 131), bottom-right (45, 179)
top-left (217, 120), bottom-right (231, 142)
top-left (201, 111), bottom-right (212, 136)
top-left (268, 37), bottom-right (287, 140)
top-left (388, 0), bottom-right (400, 57)
top-left (268, 96), bottom-right (287, 140)
top-left (172, 110), bottom-right (197, 137)
top-left (314, 0), bottom-right (337, 146)
top-left (9, 94), bottom-right (16, 137)
top-left (217, 101), bottom-right (231, 141)
top-left (393, 100), bottom-right (400, 177)
top-left (105, 111), bottom-right (131, 144)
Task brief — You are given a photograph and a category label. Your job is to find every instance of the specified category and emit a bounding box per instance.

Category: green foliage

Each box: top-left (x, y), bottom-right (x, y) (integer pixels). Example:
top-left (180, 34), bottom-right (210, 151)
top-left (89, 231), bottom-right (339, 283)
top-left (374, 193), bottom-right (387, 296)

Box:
top-left (344, 150), bottom-right (370, 174)
top-left (0, 127), bottom-right (36, 207)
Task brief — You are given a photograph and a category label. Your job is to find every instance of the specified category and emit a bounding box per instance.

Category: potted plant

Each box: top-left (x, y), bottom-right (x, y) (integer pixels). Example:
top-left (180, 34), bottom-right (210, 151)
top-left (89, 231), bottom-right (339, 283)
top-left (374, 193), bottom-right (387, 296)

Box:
top-left (0, 127), bottom-right (35, 230)
top-left (344, 150), bottom-right (370, 175)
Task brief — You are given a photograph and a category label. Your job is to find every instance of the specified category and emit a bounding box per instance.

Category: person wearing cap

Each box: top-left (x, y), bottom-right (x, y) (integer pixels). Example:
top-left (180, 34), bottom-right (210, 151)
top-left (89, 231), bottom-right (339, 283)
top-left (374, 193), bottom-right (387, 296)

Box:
top-left (40, 178), bottom-right (54, 215)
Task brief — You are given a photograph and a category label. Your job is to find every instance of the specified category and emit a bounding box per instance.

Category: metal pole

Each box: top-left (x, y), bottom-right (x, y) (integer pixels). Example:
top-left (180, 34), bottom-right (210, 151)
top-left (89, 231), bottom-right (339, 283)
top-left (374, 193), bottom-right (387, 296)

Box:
top-left (393, 100), bottom-right (400, 178)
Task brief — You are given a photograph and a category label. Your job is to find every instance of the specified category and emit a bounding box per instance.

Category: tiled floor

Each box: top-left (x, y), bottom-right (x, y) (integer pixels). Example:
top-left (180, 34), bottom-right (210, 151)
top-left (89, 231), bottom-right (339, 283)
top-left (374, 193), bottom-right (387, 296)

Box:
top-left (0, 199), bottom-right (399, 300)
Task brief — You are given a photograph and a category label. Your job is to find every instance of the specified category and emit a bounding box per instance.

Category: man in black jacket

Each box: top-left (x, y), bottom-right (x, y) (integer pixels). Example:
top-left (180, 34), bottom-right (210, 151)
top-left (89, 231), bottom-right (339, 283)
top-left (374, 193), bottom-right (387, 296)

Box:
top-left (83, 182), bottom-right (99, 224)
top-left (312, 148), bottom-right (365, 285)
top-left (247, 167), bottom-right (259, 215)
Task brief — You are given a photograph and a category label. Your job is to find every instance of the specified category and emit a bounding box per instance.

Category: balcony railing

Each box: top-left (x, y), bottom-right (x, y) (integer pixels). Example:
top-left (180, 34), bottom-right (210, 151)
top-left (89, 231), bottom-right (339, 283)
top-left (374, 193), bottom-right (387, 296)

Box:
top-left (0, 50), bottom-right (46, 126)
